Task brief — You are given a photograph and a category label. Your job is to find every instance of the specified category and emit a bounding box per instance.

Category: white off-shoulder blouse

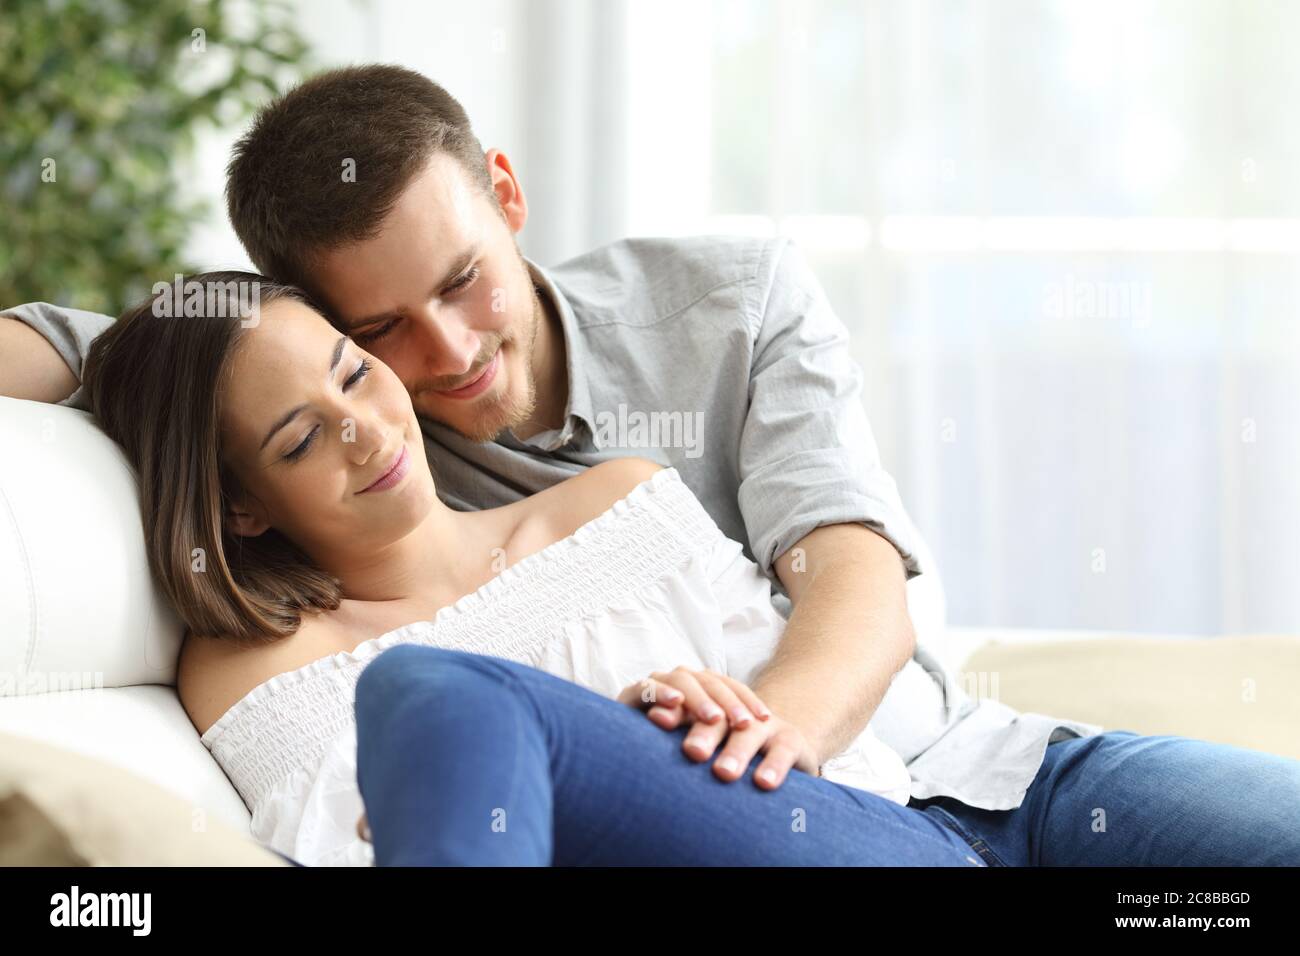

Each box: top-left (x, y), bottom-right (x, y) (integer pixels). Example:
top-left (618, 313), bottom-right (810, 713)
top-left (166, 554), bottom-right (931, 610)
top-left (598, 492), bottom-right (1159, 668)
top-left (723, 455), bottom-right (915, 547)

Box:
top-left (198, 467), bottom-right (913, 866)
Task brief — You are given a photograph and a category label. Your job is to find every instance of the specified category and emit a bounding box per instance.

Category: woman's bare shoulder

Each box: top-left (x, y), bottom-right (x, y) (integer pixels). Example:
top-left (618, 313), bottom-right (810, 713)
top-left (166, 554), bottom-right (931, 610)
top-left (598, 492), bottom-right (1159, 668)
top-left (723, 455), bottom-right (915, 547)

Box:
top-left (590, 456), bottom-right (666, 493)
top-left (569, 456), bottom-right (665, 521)
top-left (177, 612), bottom-right (345, 739)
top-left (516, 457), bottom-right (666, 550)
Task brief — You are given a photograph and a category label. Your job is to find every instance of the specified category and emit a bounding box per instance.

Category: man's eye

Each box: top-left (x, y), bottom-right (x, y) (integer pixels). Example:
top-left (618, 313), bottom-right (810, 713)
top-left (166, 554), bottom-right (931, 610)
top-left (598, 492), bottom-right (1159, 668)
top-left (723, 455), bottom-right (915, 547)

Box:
top-left (285, 425), bottom-right (320, 462)
top-left (446, 266), bottom-right (479, 293)
top-left (356, 318), bottom-right (399, 344)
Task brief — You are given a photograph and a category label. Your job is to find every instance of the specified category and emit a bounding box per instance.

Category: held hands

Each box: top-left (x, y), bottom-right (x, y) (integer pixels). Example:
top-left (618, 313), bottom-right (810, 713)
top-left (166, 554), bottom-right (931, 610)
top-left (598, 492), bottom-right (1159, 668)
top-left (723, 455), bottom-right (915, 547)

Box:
top-left (354, 667), bottom-right (816, 842)
top-left (615, 666), bottom-right (821, 790)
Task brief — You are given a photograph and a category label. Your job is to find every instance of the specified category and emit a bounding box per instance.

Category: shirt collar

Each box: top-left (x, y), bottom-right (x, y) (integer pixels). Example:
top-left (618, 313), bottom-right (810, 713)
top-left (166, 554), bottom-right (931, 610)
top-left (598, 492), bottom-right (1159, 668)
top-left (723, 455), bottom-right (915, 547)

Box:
top-left (522, 255), bottom-right (598, 445)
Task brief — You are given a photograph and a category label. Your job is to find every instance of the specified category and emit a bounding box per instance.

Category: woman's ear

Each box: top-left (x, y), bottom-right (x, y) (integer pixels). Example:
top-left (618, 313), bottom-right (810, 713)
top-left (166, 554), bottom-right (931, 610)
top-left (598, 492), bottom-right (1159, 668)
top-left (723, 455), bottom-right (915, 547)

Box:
top-left (225, 497), bottom-right (270, 538)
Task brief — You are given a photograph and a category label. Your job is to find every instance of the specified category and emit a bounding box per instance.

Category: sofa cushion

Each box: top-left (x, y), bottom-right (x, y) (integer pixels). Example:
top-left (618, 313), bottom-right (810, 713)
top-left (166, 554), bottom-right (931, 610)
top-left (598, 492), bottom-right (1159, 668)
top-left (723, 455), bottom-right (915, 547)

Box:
top-left (0, 729), bottom-right (286, 866)
top-left (0, 396), bottom-right (184, 692)
top-left (0, 685), bottom-right (253, 832)
top-left (0, 396), bottom-right (251, 833)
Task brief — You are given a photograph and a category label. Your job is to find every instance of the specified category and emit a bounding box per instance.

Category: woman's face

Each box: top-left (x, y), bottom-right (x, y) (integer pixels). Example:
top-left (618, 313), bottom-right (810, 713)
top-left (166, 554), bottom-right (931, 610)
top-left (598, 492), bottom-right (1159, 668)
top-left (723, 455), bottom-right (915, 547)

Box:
top-left (217, 298), bottom-right (438, 561)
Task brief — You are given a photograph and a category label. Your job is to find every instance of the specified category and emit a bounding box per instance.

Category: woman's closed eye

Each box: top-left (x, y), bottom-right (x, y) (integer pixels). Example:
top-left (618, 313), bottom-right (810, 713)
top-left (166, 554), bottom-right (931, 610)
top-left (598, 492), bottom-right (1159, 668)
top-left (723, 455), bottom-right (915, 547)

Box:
top-left (285, 425), bottom-right (319, 462)
top-left (344, 358), bottom-right (373, 389)
top-left (283, 359), bottom-right (374, 463)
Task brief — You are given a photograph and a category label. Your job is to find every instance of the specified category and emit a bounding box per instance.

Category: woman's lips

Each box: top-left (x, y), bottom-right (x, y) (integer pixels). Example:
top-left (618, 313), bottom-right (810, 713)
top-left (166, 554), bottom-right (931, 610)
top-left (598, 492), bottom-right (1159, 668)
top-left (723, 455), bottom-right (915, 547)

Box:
top-left (359, 444), bottom-right (411, 494)
top-left (433, 349), bottom-right (500, 400)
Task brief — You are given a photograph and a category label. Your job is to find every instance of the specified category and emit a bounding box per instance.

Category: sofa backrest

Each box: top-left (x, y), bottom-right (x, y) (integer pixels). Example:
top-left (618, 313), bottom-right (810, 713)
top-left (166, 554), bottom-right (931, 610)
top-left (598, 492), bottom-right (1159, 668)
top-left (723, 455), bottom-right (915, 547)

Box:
top-left (0, 396), bottom-right (183, 698)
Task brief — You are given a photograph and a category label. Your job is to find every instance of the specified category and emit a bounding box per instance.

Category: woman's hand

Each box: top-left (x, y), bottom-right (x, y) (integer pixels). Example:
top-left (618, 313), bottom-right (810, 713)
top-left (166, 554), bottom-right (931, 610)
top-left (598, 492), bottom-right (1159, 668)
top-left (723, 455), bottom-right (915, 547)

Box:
top-left (615, 667), bottom-right (821, 790)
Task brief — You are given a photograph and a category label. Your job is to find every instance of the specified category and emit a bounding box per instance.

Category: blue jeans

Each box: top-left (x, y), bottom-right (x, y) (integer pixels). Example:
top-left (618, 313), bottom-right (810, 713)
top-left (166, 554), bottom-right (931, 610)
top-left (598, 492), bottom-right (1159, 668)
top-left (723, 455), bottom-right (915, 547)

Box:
top-left (353, 644), bottom-right (1300, 866)
top-left (912, 729), bottom-right (1300, 866)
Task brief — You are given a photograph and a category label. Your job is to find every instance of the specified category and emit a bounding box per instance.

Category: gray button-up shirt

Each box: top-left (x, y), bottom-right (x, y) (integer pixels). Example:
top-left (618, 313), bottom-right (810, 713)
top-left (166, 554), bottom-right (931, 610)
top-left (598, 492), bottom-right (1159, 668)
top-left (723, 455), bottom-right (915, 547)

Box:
top-left (4, 234), bottom-right (1102, 812)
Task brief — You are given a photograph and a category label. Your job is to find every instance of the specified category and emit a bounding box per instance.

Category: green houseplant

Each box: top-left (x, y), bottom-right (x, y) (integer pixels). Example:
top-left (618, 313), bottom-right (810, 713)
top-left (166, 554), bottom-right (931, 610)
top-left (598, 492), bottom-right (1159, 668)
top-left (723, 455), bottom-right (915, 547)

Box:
top-left (0, 0), bottom-right (312, 314)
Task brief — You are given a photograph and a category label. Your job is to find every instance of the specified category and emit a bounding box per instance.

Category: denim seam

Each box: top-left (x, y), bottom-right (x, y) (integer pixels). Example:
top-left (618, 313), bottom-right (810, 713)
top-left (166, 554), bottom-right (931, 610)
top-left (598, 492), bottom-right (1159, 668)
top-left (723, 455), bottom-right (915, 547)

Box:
top-left (924, 804), bottom-right (1007, 867)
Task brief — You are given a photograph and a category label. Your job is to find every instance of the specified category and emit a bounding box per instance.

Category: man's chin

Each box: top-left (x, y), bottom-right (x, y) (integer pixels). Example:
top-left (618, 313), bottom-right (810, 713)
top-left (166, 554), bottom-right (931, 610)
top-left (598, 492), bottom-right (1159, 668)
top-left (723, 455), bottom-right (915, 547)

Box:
top-left (416, 393), bottom-right (530, 444)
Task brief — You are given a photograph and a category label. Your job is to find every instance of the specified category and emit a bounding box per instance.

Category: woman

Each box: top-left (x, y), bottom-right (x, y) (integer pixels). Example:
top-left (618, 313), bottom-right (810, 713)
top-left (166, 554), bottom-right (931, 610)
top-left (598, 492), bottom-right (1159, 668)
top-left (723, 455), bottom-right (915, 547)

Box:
top-left (82, 271), bottom-right (975, 866)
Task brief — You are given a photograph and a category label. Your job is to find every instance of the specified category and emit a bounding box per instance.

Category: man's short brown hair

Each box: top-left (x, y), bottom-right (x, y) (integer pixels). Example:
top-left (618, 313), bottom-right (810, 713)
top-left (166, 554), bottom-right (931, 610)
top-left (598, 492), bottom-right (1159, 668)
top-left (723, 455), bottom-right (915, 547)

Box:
top-left (226, 64), bottom-right (495, 293)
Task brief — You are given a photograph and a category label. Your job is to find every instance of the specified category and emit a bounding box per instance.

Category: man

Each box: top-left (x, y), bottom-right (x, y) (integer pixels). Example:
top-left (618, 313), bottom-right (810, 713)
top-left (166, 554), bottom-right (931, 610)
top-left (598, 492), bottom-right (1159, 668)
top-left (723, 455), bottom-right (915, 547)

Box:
top-left (5, 65), bottom-right (1298, 865)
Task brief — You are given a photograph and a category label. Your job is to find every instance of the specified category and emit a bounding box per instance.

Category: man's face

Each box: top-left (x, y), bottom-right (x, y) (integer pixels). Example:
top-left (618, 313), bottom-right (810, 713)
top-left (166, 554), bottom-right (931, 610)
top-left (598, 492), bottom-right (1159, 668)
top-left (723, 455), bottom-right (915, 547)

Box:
top-left (309, 152), bottom-right (542, 443)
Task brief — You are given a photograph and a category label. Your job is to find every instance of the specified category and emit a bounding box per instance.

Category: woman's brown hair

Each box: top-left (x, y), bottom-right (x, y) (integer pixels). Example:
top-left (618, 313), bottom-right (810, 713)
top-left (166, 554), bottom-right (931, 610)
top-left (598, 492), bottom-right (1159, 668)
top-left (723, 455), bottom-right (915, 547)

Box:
top-left (83, 271), bottom-right (342, 644)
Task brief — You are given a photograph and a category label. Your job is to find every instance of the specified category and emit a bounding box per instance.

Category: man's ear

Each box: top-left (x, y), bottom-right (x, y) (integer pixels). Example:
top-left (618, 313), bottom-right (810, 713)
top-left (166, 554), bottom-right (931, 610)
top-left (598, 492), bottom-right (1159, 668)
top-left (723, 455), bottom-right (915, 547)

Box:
top-left (484, 148), bottom-right (527, 233)
top-left (225, 497), bottom-right (270, 538)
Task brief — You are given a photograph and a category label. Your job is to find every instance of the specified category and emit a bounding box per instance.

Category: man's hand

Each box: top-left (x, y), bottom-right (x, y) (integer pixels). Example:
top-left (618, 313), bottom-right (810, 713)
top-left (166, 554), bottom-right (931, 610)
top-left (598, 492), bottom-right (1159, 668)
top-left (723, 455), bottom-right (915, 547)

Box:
top-left (616, 667), bottom-right (820, 790)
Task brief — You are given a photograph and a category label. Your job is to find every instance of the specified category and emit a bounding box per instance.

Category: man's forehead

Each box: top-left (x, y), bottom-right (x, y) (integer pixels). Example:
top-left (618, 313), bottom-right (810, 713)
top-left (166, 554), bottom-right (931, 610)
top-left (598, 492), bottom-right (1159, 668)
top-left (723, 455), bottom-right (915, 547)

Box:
top-left (313, 179), bottom-right (487, 319)
top-left (395, 152), bottom-right (482, 236)
top-left (427, 153), bottom-right (479, 226)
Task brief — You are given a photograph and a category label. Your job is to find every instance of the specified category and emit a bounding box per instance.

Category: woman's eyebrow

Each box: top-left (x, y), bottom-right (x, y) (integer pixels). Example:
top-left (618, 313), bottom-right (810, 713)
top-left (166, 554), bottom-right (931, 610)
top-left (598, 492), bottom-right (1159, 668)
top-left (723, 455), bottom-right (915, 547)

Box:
top-left (258, 335), bottom-right (349, 451)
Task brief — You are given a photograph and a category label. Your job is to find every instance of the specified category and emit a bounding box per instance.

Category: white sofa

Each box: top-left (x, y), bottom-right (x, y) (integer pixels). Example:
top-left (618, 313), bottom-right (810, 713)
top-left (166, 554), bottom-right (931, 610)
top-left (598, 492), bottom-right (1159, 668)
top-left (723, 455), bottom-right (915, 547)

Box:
top-left (0, 392), bottom-right (970, 843)
top-left (23, 391), bottom-right (1283, 855)
top-left (0, 390), bottom-right (982, 837)
top-left (0, 396), bottom-right (252, 834)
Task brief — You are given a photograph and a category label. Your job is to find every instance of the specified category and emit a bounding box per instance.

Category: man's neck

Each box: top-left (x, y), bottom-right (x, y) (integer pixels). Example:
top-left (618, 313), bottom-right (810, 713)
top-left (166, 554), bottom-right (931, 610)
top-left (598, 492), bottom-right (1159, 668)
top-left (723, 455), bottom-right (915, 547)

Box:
top-left (511, 282), bottom-right (569, 441)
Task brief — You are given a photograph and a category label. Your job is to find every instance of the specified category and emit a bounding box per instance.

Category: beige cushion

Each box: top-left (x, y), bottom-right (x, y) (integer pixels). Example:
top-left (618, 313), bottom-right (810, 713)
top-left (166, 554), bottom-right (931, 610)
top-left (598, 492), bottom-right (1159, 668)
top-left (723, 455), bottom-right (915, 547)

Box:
top-left (0, 730), bottom-right (288, 866)
top-left (962, 634), bottom-right (1300, 760)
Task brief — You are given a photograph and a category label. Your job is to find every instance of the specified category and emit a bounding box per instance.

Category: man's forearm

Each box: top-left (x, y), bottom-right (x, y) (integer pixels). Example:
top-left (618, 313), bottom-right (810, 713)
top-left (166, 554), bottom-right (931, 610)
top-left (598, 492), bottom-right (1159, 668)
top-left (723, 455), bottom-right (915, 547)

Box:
top-left (750, 524), bottom-right (916, 766)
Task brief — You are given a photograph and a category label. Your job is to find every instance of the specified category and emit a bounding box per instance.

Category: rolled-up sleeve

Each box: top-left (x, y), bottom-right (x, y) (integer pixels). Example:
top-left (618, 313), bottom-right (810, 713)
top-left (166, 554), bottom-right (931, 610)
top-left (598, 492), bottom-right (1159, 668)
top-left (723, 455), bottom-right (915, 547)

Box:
top-left (736, 238), bottom-right (925, 583)
top-left (1, 301), bottom-right (115, 411)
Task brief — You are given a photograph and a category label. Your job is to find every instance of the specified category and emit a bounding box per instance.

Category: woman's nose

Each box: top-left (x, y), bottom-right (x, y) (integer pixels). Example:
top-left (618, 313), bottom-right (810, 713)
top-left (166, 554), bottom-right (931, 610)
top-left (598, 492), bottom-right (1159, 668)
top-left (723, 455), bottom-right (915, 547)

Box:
top-left (341, 410), bottom-right (387, 465)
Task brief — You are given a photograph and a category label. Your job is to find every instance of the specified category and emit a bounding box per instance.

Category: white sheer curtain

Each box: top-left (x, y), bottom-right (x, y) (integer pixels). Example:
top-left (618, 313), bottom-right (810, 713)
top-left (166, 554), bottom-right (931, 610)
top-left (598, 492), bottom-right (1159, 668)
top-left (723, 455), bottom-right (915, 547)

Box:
top-left (186, 0), bottom-right (1300, 635)
top-left (613, 0), bottom-right (1300, 635)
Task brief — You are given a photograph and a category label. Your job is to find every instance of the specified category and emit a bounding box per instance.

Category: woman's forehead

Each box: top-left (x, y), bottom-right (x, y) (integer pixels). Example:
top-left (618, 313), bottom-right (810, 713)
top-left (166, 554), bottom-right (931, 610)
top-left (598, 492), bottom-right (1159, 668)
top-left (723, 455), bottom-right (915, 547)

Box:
top-left (220, 300), bottom-right (342, 439)
top-left (234, 299), bottom-right (337, 364)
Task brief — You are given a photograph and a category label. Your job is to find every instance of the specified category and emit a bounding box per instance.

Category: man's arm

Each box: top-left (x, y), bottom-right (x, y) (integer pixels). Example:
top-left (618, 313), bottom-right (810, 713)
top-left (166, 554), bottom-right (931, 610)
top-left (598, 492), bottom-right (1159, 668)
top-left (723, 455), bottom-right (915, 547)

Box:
top-left (752, 522), bottom-right (915, 767)
top-left (0, 316), bottom-right (80, 403)
top-left (0, 303), bottom-right (116, 407)
top-left (733, 238), bottom-right (927, 768)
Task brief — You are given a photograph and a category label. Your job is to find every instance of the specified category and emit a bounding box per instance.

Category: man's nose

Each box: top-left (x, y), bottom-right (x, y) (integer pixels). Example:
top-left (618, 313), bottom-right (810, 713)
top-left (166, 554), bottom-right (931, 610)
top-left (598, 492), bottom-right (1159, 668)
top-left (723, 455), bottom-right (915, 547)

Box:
top-left (411, 307), bottom-right (480, 378)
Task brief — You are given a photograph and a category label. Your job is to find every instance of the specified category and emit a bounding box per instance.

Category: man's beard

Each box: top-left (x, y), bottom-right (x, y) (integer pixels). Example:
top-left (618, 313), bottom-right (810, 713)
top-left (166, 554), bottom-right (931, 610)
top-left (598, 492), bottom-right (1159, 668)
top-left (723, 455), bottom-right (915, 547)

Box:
top-left (414, 281), bottom-right (541, 444)
top-left (457, 299), bottom-right (539, 443)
